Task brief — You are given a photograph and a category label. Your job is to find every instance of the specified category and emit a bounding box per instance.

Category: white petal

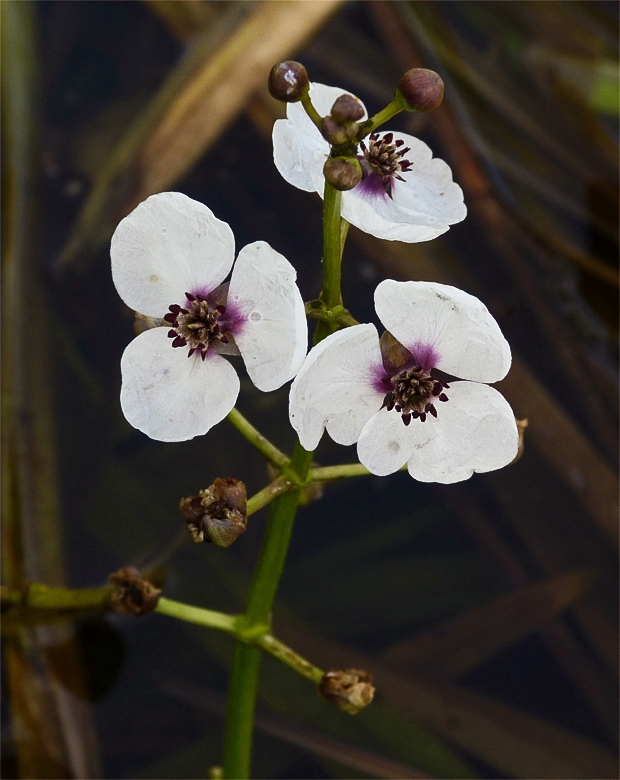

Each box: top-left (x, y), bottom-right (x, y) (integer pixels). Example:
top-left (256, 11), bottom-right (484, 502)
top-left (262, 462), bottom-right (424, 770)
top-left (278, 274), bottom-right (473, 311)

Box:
top-left (289, 324), bottom-right (383, 451)
top-left (273, 83), bottom-right (367, 194)
top-left (308, 130), bottom-right (465, 243)
top-left (340, 187), bottom-right (451, 243)
top-left (111, 192), bottom-right (235, 318)
top-left (375, 280), bottom-right (511, 383)
top-left (406, 382), bottom-right (518, 483)
top-left (228, 241), bottom-right (307, 391)
top-left (120, 327), bottom-right (239, 442)
top-left (388, 133), bottom-right (466, 226)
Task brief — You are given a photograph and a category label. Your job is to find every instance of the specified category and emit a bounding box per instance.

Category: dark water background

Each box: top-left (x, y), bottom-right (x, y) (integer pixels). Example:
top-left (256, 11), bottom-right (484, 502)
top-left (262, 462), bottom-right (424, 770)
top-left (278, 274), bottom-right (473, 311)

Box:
top-left (2, 2), bottom-right (618, 778)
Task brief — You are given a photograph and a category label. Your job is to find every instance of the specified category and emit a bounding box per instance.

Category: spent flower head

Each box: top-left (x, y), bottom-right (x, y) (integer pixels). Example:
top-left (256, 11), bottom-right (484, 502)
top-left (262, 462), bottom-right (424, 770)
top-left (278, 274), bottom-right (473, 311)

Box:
top-left (273, 83), bottom-right (466, 242)
top-left (289, 280), bottom-right (518, 483)
top-left (111, 192), bottom-right (307, 442)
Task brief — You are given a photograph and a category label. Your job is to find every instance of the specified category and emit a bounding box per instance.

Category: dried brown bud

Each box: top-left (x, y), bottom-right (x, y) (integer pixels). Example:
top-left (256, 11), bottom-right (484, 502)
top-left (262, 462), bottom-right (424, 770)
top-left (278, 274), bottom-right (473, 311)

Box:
top-left (319, 668), bottom-right (375, 714)
top-left (268, 61), bottom-right (309, 103)
top-left (180, 478), bottom-right (247, 548)
top-left (323, 156), bottom-right (362, 191)
top-left (397, 68), bottom-right (444, 112)
top-left (108, 567), bottom-right (161, 616)
top-left (331, 94), bottom-right (365, 124)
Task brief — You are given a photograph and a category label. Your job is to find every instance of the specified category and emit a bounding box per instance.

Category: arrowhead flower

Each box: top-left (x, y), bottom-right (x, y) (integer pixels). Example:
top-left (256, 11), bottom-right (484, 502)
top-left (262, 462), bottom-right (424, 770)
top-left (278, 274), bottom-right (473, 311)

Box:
top-left (111, 192), bottom-right (307, 442)
top-left (273, 83), bottom-right (466, 243)
top-left (289, 281), bottom-right (518, 483)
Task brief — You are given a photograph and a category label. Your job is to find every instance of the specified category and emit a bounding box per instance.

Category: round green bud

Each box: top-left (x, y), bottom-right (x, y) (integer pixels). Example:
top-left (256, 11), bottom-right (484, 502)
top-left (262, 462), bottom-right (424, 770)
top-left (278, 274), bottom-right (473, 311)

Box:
top-left (268, 61), bottom-right (309, 103)
top-left (330, 94), bottom-right (365, 124)
top-left (323, 156), bottom-right (362, 191)
top-left (396, 68), bottom-right (444, 112)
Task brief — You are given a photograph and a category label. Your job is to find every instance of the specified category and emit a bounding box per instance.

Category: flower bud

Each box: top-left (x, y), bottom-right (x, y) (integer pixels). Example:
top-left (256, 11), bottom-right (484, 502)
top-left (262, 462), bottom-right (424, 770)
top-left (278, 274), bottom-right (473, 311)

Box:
top-left (330, 94), bottom-right (365, 124)
top-left (180, 478), bottom-right (247, 548)
top-left (319, 668), bottom-right (375, 714)
top-left (396, 68), bottom-right (444, 112)
top-left (320, 116), bottom-right (350, 146)
top-left (268, 61), bottom-right (309, 103)
top-left (108, 566), bottom-right (161, 616)
top-left (323, 156), bottom-right (362, 191)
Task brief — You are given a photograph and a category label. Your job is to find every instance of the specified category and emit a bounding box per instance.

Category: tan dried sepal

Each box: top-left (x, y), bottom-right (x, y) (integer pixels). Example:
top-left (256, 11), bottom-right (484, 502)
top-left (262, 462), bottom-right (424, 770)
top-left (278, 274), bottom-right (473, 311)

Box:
top-left (179, 478), bottom-right (247, 548)
top-left (319, 668), bottom-right (375, 714)
top-left (108, 566), bottom-right (161, 616)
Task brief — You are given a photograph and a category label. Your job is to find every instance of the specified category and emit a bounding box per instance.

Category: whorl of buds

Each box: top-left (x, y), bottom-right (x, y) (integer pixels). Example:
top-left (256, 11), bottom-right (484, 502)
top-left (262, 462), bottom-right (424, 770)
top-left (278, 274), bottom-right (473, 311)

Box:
top-left (323, 156), bottom-right (362, 191)
top-left (319, 668), bottom-right (375, 714)
top-left (396, 68), bottom-right (444, 112)
top-left (321, 94), bottom-right (364, 145)
top-left (268, 61), bottom-right (309, 103)
top-left (108, 567), bottom-right (161, 616)
top-left (179, 478), bottom-right (247, 548)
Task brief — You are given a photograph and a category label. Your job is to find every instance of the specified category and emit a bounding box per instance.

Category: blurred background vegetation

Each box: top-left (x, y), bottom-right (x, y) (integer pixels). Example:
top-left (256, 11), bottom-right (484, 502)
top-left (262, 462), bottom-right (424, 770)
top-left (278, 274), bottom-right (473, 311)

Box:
top-left (2, 1), bottom-right (618, 778)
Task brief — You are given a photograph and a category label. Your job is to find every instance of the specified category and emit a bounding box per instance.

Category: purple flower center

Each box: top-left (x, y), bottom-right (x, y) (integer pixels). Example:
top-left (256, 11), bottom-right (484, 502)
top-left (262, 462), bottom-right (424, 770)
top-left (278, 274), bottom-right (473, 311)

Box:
top-left (376, 333), bottom-right (448, 426)
top-left (163, 289), bottom-right (238, 360)
top-left (380, 366), bottom-right (449, 425)
top-left (356, 132), bottom-right (413, 198)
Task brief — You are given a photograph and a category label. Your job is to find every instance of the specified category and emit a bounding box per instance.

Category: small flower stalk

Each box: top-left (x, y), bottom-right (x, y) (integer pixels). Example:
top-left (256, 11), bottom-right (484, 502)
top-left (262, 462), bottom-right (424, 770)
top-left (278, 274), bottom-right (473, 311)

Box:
top-left (108, 567), bottom-right (161, 616)
top-left (319, 669), bottom-right (375, 714)
top-left (180, 478), bottom-right (248, 548)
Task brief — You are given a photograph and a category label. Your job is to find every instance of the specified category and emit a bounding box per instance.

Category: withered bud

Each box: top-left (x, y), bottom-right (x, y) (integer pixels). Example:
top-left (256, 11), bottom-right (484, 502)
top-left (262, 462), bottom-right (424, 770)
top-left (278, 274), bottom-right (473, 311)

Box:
top-left (323, 156), bottom-right (362, 191)
top-left (268, 61), bottom-right (309, 103)
top-left (179, 478), bottom-right (247, 548)
top-left (396, 68), bottom-right (444, 112)
top-left (319, 668), bottom-right (375, 714)
top-left (330, 94), bottom-right (365, 124)
top-left (108, 567), bottom-right (161, 616)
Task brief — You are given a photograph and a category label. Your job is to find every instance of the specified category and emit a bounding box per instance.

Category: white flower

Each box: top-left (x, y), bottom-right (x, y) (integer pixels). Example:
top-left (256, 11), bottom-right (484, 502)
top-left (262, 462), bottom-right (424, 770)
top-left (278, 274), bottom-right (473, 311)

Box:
top-left (273, 83), bottom-right (466, 243)
top-left (289, 280), bottom-right (518, 483)
top-left (111, 192), bottom-right (307, 442)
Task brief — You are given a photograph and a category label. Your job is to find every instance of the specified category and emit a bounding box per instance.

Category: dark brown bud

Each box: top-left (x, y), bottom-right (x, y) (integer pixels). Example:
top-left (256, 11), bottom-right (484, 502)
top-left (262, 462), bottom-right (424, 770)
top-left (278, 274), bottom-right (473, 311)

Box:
top-left (396, 68), bottom-right (444, 112)
top-left (320, 116), bottom-right (349, 146)
top-left (180, 478), bottom-right (247, 548)
top-left (330, 94), bottom-right (365, 124)
top-left (323, 156), bottom-right (362, 191)
top-left (319, 668), bottom-right (375, 714)
top-left (108, 567), bottom-right (161, 616)
top-left (268, 61), bottom-right (309, 103)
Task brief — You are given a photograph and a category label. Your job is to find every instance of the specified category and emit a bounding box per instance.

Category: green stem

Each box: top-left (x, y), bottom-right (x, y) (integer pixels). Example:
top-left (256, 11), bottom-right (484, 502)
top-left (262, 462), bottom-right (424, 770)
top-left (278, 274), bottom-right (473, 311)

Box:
top-left (155, 597), bottom-right (237, 633)
top-left (321, 183), bottom-right (343, 309)
top-left (222, 642), bottom-right (261, 780)
top-left (359, 98), bottom-right (403, 138)
top-left (256, 634), bottom-right (323, 684)
top-left (222, 149), bottom-right (347, 780)
top-left (222, 441), bottom-right (313, 779)
top-left (227, 408), bottom-right (289, 468)
top-left (244, 441), bottom-right (314, 628)
top-left (246, 476), bottom-right (294, 516)
top-left (309, 463), bottom-right (371, 481)
top-left (300, 92), bottom-right (322, 130)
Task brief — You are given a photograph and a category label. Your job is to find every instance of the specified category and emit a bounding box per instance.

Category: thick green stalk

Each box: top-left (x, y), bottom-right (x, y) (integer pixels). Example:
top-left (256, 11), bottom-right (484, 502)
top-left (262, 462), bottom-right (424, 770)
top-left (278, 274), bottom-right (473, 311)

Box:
top-left (222, 166), bottom-right (347, 780)
top-left (222, 642), bottom-right (262, 779)
top-left (221, 445), bottom-right (313, 780)
top-left (321, 183), bottom-right (343, 309)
